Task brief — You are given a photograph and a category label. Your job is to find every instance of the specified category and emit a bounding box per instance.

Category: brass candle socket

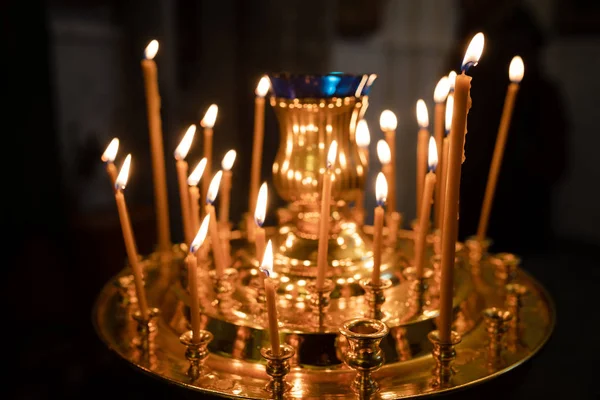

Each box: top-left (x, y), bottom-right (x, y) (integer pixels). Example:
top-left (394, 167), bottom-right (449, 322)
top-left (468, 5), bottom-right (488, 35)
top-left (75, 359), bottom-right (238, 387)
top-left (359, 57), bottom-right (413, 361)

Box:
top-left (482, 307), bottom-right (513, 363)
top-left (359, 278), bottom-right (392, 320)
top-left (179, 329), bottom-right (214, 380)
top-left (465, 235), bottom-right (493, 265)
top-left (505, 283), bottom-right (528, 346)
top-left (114, 275), bottom-right (135, 307)
top-left (306, 278), bottom-right (335, 328)
top-left (339, 318), bottom-right (389, 396)
top-left (132, 307), bottom-right (160, 350)
top-left (491, 252), bottom-right (521, 283)
top-left (209, 268), bottom-right (239, 311)
top-left (427, 330), bottom-right (462, 387)
top-left (260, 344), bottom-right (295, 395)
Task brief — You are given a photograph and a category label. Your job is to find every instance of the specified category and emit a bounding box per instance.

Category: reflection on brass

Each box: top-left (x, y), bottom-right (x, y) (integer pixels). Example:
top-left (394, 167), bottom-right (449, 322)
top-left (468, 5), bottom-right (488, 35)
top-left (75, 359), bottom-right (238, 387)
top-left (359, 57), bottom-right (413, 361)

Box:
top-left (306, 279), bottom-right (335, 329)
top-left (261, 344), bottom-right (295, 395)
top-left (491, 253), bottom-right (521, 283)
top-left (428, 330), bottom-right (462, 387)
top-left (482, 307), bottom-right (513, 366)
top-left (339, 318), bottom-right (389, 396)
top-left (465, 235), bottom-right (493, 265)
top-left (359, 278), bottom-right (392, 320)
top-left (179, 329), bottom-right (214, 380)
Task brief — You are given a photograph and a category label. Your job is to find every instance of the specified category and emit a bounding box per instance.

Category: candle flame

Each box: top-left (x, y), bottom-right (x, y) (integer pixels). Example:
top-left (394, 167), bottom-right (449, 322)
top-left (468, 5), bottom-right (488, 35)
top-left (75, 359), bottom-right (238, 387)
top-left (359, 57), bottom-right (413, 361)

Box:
top-left (115, 154), bottom-right (132, 191)
top-left (375, 172), bottom-right (388, 206)
top-left (445, 93), bottom-right (454, 134)
top-left (379, 110), bottom-right (397, 131)
top-left (255, 76), bottom-right (270, 97)
top-left (428, 136), bottom-right (438, 172)
top-left (187, 158), bottom-right (207, 186)
top-left (355, 120), bottom-right (370, 148)
top-left (101, 138), bottom-right (119, 163)
top-left (221, 149), bottom-right (237, 171)
top-left (509, 56), bottom-right (525, 83)
top-left (461, 32), bottom-right (485, 72)
top-left (206, 170), bottom-right (223, 204)
top-left (174, 124), bottom-right (196, 160)
top-left (448, 71), bottom-right (457, 91)
top-left (326, 140), bottom-right (338, 169)
top-left (144, 40), bottom-right (159, 60)
top-left (201, 104), bottom-right (218, 128)
top-left (366, 73), bottom-right (378, 88)
top-left (377, 140), bottom-right (391, 165)
top-left (255, 182), bottom-right (268, 227)
top-left (416, 99), bottom-right (429, 128)
top-left (260, 240), bottom-right (274, 277)
top-left (433, 77), bottom-right (450, 103)
top-left (190, 214), bottom-right (210, 253)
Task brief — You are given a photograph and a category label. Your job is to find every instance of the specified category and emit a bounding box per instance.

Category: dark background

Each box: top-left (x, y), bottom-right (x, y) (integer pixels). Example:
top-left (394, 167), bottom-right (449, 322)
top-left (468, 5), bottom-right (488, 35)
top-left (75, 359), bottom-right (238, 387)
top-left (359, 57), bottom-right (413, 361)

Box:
top-left (4, 0), bottom-right (599, 398)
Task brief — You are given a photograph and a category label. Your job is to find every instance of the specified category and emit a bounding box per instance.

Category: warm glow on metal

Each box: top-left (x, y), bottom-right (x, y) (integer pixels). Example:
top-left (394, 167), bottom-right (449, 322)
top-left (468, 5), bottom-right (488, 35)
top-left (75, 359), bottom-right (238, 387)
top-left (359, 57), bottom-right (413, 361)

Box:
top-left (206, 170), bottom-right (223, 204)
top-left (254, 182), bottom-right (268, 227)
top-left (101, 138), bottom-right (119, 163)
top-left (221, 150), bottom-right (237, 171)
top-left (355, 120), bottom-right (370, 148)
top-left (375, 172), bottom-right (388, 206)
top-left (326, 140), bottom-right (338, 169)
top-left (509, 56), bottom-right (525, 83)
top-left (260, 240), bottom-right (274, 277)
top-left (445, 93), bottom-right (454, 133)
top-left (448, 71), bottom-right (457, 91)
top-left (115, 154), bottom-right (132, 191)
top-left (187, 158), bottom-right (207, 186)
top-left (174, 124), bottom-right (196, 160)
top-left (428, 136), bottom-right (438, 171)
top-left (379, 110), bottom-right (397, 131)
top-left (201, 104), bottom-right (218, 128)
top-left (416, 99), bottom-right (429, 128)
top-left (433, 76), bottom-right (450, 103)
top-left (144, 40), bottom-right (159, 60)
top-left (190, 214), bottom-right (210, 253)
top-left (461, 32), bottom-right (485, 71)
top-left (255, 76), bottom-right (270, 97)
top-left (377, 140), bottom-right (391, 165)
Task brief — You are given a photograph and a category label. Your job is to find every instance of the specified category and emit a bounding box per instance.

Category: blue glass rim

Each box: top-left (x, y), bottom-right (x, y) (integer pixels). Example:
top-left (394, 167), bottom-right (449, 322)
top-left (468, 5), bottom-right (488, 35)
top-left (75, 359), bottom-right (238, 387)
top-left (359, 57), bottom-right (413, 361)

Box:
top-left (267, 72), bottom-right (376, 99)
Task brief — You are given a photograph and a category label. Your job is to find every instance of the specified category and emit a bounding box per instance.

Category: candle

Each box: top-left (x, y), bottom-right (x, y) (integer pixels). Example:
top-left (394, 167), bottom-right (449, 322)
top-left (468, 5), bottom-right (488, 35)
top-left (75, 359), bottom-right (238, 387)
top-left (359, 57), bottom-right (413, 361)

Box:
top-left (372, 172), bottom-right (388, 285)
top-left (379, 110), bottom-right (397, 213)
top-left (316, 140), bottom-right (338, 290)
top-left (260, 240), bottom-right (280, 356)
top-left (433, 77), bottom-right (450, 227)
top-left (249, 76), bottom-right (270, 216)
top-left (414, 137), bottom-right (438, 279)
top-left (101, 138), bottom-right (119, 187)
top-left (174, 124), bottom-right (196, 246)
top-left (201, 104), bottom-right (218, 205)
top-left (439, 32), bottom-right (484, 343)
top-left (141, 40), bottom-right (171, 252)
top-left (187, 158), bottom-right (207, 235)
top-left (218, 150), bottom-right (237, 226)
top-left (376, 139), bottom-right (393, 213)
top-left (477, 56), bottom-right (525, 241)
top-left (205, 170), bottom-right (227, 276)
top-left (186, 214), bottom-right (210, 343)
top-left (448, 70), bottom-right (457, 93)
top-left (355, 119), bottom-right (371, 223)
top-left (114, 155), bottom-right (149, 320)
top-left (437, 93), bottom-right (454, 231)
top-left (254, 182), bottom-right (268, 263)
top-left (416, 100), bottom-right (430, 220)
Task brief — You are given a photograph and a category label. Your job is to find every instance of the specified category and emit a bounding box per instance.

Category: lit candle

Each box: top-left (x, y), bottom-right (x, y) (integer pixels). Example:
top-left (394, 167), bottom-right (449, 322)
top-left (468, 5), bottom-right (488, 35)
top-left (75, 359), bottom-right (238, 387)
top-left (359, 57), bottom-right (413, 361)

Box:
top-left (433, 77), bottom-right (450, 226)
top-left (249, 76), bottom-right (270, 217)
top-left (260, 240), bottom-right (280, 356)
top-left (254, 182), bottom-right (268, 263)
top-left (186, 214), bottom-right (210, 343)
top-left (416, 100), bottom-right (430, 220)
top-left (174, 124), bottom-right (196, 246)
top-left (101, 138), bottom-right (119, 187)
top-left (187, 158), bottom-right (207, 235)
top-left (201, 104), bottom-right (218, 205)
top-left (439, 32), bottom-right (484, 343)
top-left (316, 140), bottom-right (338, 290)
top-left (141, 40), bottom-right (171, 252)
top-left (377, 139), bottom-right (393, 214)
top-left (205, 170), bottom-right (227, 276)
top-left (437, 93), bottom-right (454, 231)
top-left (114, 155), bottom-right (149, 320)
top-left (372, 172), bottom-right (388, 285)
top-left (477, 56), bottom-right (525, 241)
top-left (414, 137), bottom-right (438, 279)
top-left (355, 119), bottom-right (371, 224)
top-left (379, 110), bottom-right (397, 213)
top-left (219, 150), bottom-right (237, 226)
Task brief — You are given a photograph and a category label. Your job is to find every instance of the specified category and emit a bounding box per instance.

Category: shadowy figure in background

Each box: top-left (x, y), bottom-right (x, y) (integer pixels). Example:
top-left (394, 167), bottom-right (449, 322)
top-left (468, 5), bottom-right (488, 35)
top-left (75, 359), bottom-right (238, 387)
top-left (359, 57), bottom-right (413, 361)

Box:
top-left (446, 0), bottom-right (567, 254)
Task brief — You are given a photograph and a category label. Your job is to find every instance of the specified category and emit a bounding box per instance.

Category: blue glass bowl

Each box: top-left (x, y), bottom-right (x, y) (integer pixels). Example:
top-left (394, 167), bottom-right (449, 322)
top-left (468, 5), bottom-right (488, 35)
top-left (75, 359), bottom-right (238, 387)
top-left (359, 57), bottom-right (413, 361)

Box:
top-left (268, 73), bottom-right (376, 99)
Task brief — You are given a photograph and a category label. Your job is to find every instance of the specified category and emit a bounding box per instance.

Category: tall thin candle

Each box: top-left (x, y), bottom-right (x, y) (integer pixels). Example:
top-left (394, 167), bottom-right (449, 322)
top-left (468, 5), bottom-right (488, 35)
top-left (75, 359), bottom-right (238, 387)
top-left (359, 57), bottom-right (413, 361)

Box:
top-left (416, 100), bottom-right (430, 219)
top-left (371, 172), bottom-right (388, 285)
top-left (187, 158), bottom-right (207, 235)
top-left (174, 124), bottom-right (196, 245)
top-left (101, 138), bottom-right (119, 187)
top-left (438, 94), bottom-right (454, 231)
top-left (249, 76), bottom-right (270, 216)
top-left (355, 120), bottom-right (371, 224)
top-left (205, 170), bottom-right (227, 276)
top-left (433, 78), bottom-right (450, 226)
top-left (219, 150), bottom-right (237, 226)
top-left (254, 182), bottom-right (268, 263)
top-left (379, 110), bottom-right (397, 213)
top-left (260, 240), bottom-right (280, 356)
top-left (201, 104), bottom-right (218, 206)
top-left (316, 141), bottom-right (338, 290)
top-left (186, 214), bottom-right (210, 343)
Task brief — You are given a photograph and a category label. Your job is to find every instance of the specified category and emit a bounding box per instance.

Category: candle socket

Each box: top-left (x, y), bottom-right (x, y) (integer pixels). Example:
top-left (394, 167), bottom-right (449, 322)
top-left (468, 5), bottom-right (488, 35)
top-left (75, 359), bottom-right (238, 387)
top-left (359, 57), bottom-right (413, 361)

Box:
top-left (465, 235), bottom-right (492, 265)
top-left (132, 307), bottom-right (160, 351)
top-left (339, 318), bottom-right (389, 396)
top-left (209, 268), bottom-right (239, 311)
top-left (505, 283), bottom-right (528, 348)
top-left (260, 344), bottom-right (295, 395)
top-left (359, 278), bottom-right (392, 320)
top-left (427, 330), bottom-right (462, 387)
top-left (306, 279), bottom-right (335, 328)
top-left (482, 307), bottom-right (512, 366)
top-left (114, 275), bottom-right (135, 307)
top-left (491, 252), bottom-right (521, 283)
top-left (179, 329), bottom-right (213, 380)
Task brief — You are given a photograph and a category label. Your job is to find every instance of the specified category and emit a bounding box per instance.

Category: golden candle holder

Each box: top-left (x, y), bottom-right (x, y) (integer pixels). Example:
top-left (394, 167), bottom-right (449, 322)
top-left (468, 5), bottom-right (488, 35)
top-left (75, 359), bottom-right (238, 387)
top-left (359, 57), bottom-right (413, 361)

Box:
top-left (208, 268), bottom-right (239, 311)
top-left (465, 235), bottom-right (493, 265)
top-left (506, 283), bottom-right (528, 347)
top-left (482, 307), bottom-right (513, 367)
top-left (306, 278), bottom-right (335, 328)
top-left (491, 252), bottom-right (521, 283)
top-left (179, 329), bottom-right (214, 380)
top-left (260, 344), bottom-right (295, 396)
top-left (131, 307), bottom-right (160, 351)
top-left (359, 278), bottom-right (392, 320)
top-left (428, 330), bottom-right (462, 387)
top-left (339, 318), bottom-right (389, 396)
